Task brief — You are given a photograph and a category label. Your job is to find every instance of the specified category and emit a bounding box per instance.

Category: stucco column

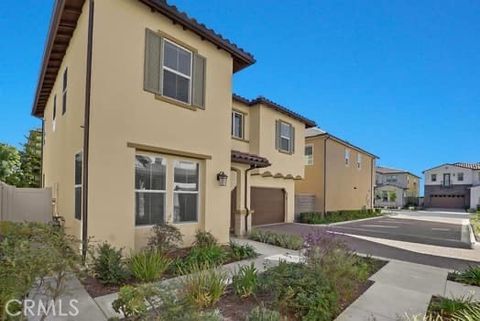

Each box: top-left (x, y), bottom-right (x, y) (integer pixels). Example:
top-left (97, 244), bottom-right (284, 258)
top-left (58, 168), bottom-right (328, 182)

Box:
top-left (231, 166), bottom-right (251, 236)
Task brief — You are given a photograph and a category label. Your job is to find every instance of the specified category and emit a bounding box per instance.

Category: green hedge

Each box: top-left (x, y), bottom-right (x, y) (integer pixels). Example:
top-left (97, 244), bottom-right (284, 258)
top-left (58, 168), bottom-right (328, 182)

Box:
top-left (297, 209), bottom-right (381, 225)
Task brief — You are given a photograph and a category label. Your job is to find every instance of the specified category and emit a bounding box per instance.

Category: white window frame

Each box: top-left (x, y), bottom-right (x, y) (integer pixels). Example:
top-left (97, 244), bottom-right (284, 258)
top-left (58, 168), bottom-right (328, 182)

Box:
top-left (344, 149), bottom-right (350, 166)
top-left (162, 38), bottom-right (193, 104)
top-left (135, 154), bottom-right (167, 227)
top-left (279, 121), bottom-right (292, 153)
top-left (305, 144), bottom-right (314, 165)
top-left (458, 172), bottom-right (464, 182)
top-left (356, 153), bottom-right (362, 169)
top-left (231, 111), bottom-right (244, 139)
top-left (74, 152), bottom-right (82, 221)
top-left (173, 160), bottom-right (200, 224)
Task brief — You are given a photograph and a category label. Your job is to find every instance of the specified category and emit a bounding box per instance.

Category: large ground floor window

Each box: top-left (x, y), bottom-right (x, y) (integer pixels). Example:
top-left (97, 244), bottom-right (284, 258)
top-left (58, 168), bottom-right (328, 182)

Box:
top-left (135, 154), bottom-right (200, 226)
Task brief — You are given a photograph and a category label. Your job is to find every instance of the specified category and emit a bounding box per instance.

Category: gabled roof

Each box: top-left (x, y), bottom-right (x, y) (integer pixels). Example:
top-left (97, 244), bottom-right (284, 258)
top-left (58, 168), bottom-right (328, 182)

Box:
top-left (376, 166), bottom-right (420, 178)
top-left (233, 94), bottom-right (317, 128)
top-left (305, 127), bottom-right (379, 159)
top-left (32, 0), bottom-right (256, 117)
top-left (423, 162), bottom-right (480, 173)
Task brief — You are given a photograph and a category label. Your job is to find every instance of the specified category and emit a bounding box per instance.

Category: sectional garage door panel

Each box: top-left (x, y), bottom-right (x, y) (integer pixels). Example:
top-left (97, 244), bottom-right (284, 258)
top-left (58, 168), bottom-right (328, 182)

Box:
top-left (430, 194), bottom-right (465, 209)
top-left (251, 187), bottom-right (285, 226)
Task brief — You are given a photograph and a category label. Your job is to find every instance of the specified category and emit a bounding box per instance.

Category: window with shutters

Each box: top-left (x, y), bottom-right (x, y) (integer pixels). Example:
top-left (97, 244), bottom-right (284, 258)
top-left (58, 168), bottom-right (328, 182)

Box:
top-left (278, 121), bottom-right (293, 153)
top-left (144, 29), bottom-right (206, 109)
top-left (74, 152), bottom-right (82, 220)
top-left (163, 39), bottom-right (192, 104)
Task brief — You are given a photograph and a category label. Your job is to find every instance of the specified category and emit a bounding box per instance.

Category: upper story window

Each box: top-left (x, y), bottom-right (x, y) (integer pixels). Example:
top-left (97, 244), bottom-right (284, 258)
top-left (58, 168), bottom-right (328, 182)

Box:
top-left (356, 153), bottom-right (362, 169)
top-left (431, 174), bottom-right (437, 182)
top-left (231, 111), bottom-right (244, 139)
top-left (458, 172), bottom-right (464, 182)
top-left (62, 68), bottom-right (68, 115)
top-left (52, 95), bottom-right (57, 132)
top-left (163, 40), bottom-right (192, 104)
top-left (135, 155), bottom-right (166, 226)
top-left (276, 120), bottom-right (295, 154)
top-left (344, 149), bottom-right (350, 166)
top-left (305, 144), bottom-right (313, 165)
top-left (386, 175), bottom-right (397, 183)
top-left (144, 29), bottom-right (206, 109)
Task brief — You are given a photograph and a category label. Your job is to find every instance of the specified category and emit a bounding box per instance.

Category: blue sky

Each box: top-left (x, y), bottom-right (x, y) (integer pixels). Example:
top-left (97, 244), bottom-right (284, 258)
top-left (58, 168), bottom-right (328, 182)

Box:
top-left (1, 0), bottom-right (479, 181)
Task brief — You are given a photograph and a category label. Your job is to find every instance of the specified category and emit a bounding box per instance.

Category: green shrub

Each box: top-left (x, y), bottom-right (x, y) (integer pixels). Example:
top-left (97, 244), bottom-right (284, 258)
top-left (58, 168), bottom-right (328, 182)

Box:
top-left (232, 263), bottom-right (258, 298)
top-left (194, 230), bottom-right (218, 247)
top-left (429, 296), bottom-right (475, 318)
top-left (450, 266), bottom-right (480, 286)
top-left (228, 241), bottom-right (257, 261)
top-left (259, 262), bottom-right (338, 321)
top-left (249, 229), bottom-right (303, 250)
top-left (452, 302), bottom-right (480, 321)
top-left (112, 284), bottom-right (153, 319)
top-left (129, 249), bottom-right (171, 282)
top-left (178, 245), bottom-right (227, 273)
top-left (298, 209), bottom-right (380, 224)
top-left (181, 266), bottom-right (228, 308)
top-left (147, 223), bottom-right (183, 253)
top-left (92, 242), bottom-right (129, 285)
top-left (246, 306), bottom-right (282, 321)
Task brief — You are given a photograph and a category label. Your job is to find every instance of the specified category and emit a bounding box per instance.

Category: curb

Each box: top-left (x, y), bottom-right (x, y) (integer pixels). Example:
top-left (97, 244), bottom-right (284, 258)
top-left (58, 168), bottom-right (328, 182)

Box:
top-left (293, 215), bottom-right (385, 227)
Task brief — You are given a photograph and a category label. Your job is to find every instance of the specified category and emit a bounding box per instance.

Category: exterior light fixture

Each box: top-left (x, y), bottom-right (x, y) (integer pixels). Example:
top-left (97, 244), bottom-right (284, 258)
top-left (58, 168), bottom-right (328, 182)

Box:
top-left (217, 171), bottom-right (228, 186)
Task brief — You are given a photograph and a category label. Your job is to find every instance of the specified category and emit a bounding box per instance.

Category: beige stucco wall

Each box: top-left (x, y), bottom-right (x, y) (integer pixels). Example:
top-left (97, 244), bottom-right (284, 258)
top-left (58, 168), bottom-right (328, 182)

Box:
top-left (296, 136), bottom-right (375, 213)
top-left (42, 1), bottom-right (89, 239)
top-left (406, 174), bottom-right (420, 197)
top-left (84, 0), bottom-right (235, 250)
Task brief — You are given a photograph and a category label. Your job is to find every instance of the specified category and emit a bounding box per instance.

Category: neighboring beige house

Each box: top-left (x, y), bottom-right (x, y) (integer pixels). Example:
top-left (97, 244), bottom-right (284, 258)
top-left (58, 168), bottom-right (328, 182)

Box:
top-left (375, 166), bottom-right (420, 208)
top-left (32, 0), bottom-right (315, 251)
top-left (295, 128), bottom-right (377, 214)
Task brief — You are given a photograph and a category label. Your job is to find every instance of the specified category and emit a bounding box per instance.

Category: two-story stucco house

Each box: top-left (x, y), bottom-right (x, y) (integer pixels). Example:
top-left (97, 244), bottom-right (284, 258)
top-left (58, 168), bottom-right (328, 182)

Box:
top-left (295, 128), bottom-right (377, 214)
top-left (33, 0), bottom-right (315, 253)
top-left (375, 166), bottom-right (420, 208)
top-left (423, 163), bottom-right (480, 210)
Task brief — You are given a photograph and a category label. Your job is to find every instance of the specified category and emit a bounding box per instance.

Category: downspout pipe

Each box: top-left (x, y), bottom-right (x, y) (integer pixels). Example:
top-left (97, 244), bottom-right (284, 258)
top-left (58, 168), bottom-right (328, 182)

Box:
top-left (82, 0), bottom-right (95, 262)
top-left (244, 164), bottom-right (257, 234)
top-left (323, 136), bottom-right (331, 215)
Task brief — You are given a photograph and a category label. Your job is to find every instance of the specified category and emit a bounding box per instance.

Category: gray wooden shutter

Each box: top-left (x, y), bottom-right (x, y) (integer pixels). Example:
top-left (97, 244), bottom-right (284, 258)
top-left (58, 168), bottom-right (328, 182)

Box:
top-left (144, 29), bottom-right (163, 95)
top-left (291, 125), bottom-right (295, 154)
top-left (192, 54), bottom-right (206, 109)
top-left (275, 120), bottom-right (280, 150)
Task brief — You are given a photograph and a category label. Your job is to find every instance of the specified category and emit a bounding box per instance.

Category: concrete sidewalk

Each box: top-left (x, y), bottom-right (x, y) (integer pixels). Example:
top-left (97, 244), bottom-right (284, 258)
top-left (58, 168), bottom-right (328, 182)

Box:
top-left (335, 260), bottom-right (480, 321)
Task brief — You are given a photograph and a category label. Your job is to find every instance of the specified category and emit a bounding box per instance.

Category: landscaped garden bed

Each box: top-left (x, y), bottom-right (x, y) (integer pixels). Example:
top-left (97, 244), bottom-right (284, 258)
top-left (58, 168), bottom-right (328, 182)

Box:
top-left (82, 224), bottom-right (258, 298)
top-left (297, 209), bottom-right (382, 225)
top-left (448, 266), bottom-right (480, 287)
top-left (470, 212), bottom-right (480, 242)
top-left (112, 231), bottom-right (387, 321)
top-left (424, 296), bottom-right (480, 320)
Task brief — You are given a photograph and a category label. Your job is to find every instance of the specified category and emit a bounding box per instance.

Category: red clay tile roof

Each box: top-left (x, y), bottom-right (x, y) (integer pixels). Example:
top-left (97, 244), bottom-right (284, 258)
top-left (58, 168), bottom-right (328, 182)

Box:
top-left (231, 150), bottom-right (271, 168)
top-left (453, 162), bottom-right (480, 170)
top-left (233, 94), bottom-right (316, 128)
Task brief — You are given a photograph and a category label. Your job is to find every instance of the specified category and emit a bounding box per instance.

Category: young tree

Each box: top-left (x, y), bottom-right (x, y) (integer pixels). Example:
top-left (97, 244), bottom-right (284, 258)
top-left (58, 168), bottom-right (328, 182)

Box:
top-left (0, 143), bottom-right (22, 186)
top-left (20, 129), bottom-right (42, 187)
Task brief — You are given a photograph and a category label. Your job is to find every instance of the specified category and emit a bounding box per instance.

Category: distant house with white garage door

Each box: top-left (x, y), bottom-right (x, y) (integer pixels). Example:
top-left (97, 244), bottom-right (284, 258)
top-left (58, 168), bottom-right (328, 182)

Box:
top-left (423, 163), bottom-right (480, 210)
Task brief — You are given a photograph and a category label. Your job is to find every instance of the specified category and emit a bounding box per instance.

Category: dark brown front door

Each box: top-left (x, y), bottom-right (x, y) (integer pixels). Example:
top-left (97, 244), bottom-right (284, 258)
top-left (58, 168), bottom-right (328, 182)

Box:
top-left (251, 187), bottom-right (285, 226)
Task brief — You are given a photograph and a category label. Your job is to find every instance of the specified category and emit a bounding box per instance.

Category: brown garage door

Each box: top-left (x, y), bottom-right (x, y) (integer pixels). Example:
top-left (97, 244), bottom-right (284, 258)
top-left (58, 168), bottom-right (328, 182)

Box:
top-left (251, 187), bottom-right (285, 226)
top-left (430, 194), bottom-right (465, 209)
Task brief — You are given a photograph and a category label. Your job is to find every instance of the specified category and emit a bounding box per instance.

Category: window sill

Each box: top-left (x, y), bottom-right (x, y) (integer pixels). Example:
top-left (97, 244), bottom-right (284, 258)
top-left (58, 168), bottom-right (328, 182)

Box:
top-left (232, 136), bottom-right (249, 143)
top-left (154, 94), bottom-right (197, 111)
top-left (172, 221), bottom-right (199, 225)
top-left (277, 149), bottom-right (293, 155)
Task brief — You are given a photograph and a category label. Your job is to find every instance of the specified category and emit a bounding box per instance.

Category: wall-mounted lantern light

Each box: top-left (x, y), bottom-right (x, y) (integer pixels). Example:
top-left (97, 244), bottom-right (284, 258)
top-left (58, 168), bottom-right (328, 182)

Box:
top-left (217, 171), bottom-right (228, 186)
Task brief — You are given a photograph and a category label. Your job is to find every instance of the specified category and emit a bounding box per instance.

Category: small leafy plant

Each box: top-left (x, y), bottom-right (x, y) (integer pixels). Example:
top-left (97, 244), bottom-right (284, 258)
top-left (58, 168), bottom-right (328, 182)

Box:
top-left (129, 249), bottom-right (171, 282)
top-left (181, 265), bottom-right (228, 308)
top-left (232, 263), bottom-right (258, 298)
top-left (450, 265), bottom-right (480, 286)
top-left (246, 306), bottom-right (282, 321)
top-left (249, 229), bottom-right (303, 250)
top-left (92, 242), bottom-right (129, 285)
top-left (147, 223), bottom-right (183, 253)
top-left (228, 241), bottom-right (257, 261)
top-left (428, 296), bottom-right (474, 318)
top-left (194, 230), bottom-right (218, 247)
